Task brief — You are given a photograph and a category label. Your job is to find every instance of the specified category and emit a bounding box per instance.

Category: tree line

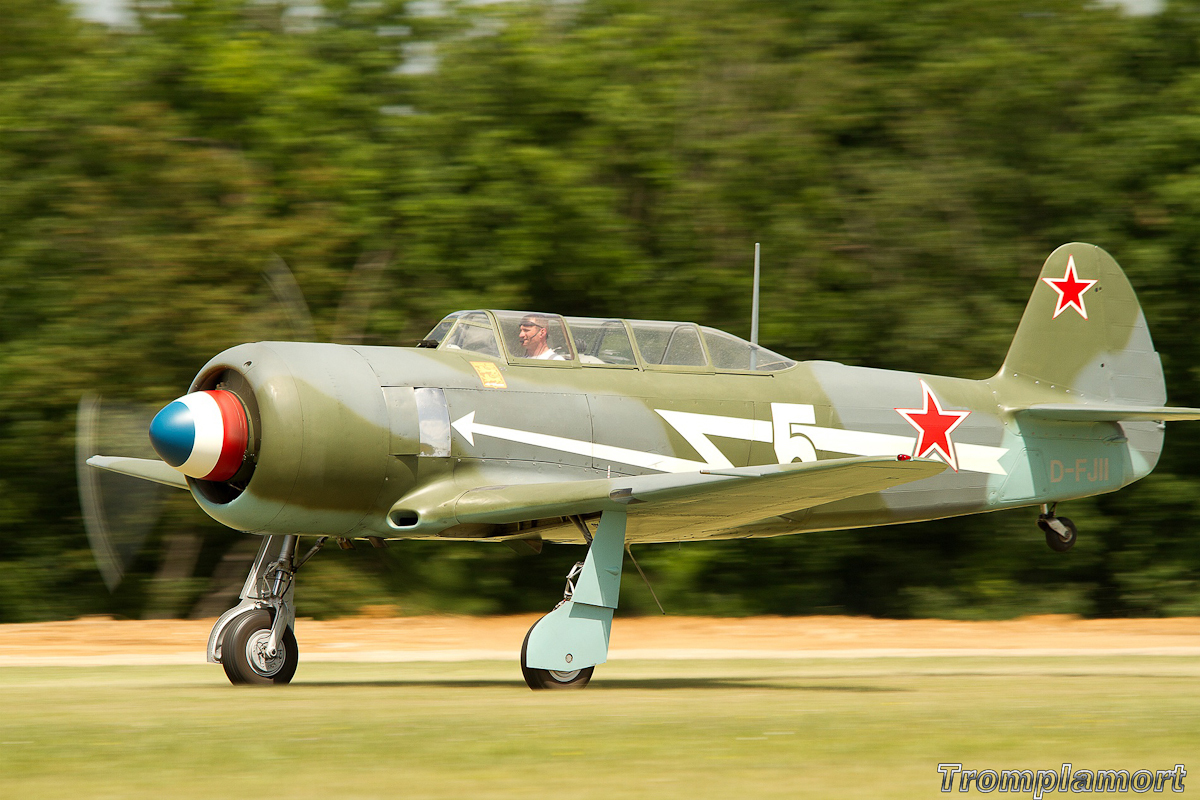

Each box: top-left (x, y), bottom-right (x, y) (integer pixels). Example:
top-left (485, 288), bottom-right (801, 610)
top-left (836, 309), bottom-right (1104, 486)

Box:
top-left (3, 0), bottom-right (1200, 621)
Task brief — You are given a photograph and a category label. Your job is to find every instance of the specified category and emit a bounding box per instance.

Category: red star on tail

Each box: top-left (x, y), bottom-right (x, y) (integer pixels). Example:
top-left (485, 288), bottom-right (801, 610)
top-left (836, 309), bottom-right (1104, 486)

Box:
top-left (895, 380), bottom-right (970, 472)
top-left (1042, 255), bottom-right (1098, 319)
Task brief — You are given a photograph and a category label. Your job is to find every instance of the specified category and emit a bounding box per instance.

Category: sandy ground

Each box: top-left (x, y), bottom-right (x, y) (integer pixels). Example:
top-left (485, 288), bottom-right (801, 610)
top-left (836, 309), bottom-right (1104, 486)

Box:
top-left (0, 614), bottom-right (1197, 666)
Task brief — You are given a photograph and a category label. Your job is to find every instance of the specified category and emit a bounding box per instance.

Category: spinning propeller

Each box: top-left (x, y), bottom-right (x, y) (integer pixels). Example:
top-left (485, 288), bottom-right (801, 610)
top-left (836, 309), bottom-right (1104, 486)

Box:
top-left (76, 252), bottom-right (392, 599)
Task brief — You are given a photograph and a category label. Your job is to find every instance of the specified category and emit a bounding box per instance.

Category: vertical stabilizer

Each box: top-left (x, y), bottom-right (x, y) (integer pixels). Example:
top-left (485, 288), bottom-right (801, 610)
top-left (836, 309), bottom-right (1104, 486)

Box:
top-left (998, 243), bottom-right (1165, 406)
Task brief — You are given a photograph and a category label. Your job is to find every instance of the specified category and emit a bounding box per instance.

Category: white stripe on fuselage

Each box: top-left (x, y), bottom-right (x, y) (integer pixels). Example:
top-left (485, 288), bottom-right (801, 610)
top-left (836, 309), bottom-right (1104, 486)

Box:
top-left (657, 406), bottom-right (1007, 476)
top-left (785, 423), bottom-right (1007, 476)
top-left (450, 405), bottom-right (1008, 476)
top-left (451, 411), bottom-right (706, 473)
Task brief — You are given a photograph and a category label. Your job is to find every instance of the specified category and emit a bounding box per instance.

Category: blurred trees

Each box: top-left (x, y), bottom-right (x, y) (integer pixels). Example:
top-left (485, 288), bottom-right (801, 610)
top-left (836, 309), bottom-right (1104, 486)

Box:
top-left (2, 0), bottom-right (1200, 620)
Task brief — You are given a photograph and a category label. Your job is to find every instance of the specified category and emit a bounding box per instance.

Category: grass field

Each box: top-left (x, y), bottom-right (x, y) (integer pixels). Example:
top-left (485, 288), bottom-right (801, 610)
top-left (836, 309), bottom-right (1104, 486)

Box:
top-left (0, 657), bottom-right (1194, 799)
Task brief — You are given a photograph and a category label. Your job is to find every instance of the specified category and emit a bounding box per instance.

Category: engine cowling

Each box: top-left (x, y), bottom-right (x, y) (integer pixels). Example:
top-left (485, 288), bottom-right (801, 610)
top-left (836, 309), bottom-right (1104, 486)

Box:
top-left (152, 341), bottom-right (398, 536)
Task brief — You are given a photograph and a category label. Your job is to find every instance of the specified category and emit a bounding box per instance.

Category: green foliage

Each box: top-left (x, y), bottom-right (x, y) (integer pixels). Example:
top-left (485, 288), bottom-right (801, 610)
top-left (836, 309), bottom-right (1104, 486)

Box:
top-left (3, 0), bottom-right (1200, 619)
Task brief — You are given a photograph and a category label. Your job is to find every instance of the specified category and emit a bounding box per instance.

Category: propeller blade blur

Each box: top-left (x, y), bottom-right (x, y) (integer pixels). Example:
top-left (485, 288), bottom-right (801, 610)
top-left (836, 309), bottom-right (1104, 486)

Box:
top-left (75, 393), bottom-right (167, 592)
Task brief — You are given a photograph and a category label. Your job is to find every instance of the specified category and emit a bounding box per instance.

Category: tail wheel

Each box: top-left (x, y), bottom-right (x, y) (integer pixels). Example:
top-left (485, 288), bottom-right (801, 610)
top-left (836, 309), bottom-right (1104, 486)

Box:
top-left (1039, 515), bottom-right (1077, 553)
top-left (221, 608), bottom-right (298, 686)
top-left (519, 625), bottom-right (593, 691)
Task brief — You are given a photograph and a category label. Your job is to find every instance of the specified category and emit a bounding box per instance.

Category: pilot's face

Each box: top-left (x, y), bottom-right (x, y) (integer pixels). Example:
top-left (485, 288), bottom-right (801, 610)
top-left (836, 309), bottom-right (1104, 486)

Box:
top-left (519, 322), bottom-right (547, 355)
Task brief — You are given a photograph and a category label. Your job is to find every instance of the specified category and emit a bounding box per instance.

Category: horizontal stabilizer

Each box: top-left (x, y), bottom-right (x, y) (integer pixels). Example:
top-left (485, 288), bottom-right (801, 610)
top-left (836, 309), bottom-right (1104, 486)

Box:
top-left (439, 455), bottom-right (947, 542)
top-left (87, 456), bottom-right (190, 490)
top-left (1015, 404), bottom-right (1200, 423)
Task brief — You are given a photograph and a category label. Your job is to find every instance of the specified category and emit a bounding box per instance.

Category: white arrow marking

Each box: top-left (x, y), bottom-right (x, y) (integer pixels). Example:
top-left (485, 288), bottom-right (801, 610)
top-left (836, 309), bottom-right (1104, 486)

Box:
top-left (452, 408), bottom-right (1008, 477)
top-left (452, 411), bottom-right (707, 473)
top-left (788, 424), bottom-right (1007, 476)
top-left (654, 409), bottom-right (772, 469)
top-left (656, 409), bottom-right (1008, 476)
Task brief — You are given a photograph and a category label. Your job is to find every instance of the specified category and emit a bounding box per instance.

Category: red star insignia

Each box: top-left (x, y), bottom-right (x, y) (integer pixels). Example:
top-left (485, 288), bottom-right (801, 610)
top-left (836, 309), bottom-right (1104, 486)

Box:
top-left (1041, 255), bottom-right (1098, 319)
top-left (895, 380), bottom-right (970, 472)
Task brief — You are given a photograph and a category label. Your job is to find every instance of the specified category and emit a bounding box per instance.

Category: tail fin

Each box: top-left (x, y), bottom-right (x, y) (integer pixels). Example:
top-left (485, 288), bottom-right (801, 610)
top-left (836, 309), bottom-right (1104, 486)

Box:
top-left (998, 243), bottom-right (1165, 406)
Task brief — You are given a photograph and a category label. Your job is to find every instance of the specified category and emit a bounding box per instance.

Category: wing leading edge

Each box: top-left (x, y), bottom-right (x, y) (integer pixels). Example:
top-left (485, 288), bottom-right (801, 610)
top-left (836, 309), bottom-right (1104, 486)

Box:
top-left (1015, 404), bottom-right (1200, 422)
top-left (91, 451), bottom-right (947, 541)
top-left (433, 456), bottom-right (947, 542)
top-left (87, 456), bottom-right (190, 490)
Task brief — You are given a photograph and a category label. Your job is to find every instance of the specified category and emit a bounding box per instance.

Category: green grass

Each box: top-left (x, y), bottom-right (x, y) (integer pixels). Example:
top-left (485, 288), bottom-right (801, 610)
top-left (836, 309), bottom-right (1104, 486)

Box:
top-left (0, 658), bottom-right (1195, 799)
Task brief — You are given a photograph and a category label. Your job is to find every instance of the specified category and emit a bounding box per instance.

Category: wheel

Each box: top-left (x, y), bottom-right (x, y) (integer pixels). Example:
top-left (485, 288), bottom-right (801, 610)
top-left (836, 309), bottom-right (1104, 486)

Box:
top-left (1039, 515), bottom-right (1077, 553)
top-left (519, 624), bottom-right (593, 691)
top-left (220, 608), bottom-right (298, 686)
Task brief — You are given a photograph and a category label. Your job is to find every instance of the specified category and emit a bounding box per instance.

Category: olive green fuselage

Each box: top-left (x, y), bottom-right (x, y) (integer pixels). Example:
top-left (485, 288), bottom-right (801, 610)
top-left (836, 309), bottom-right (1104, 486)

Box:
top-left (184, 341), bottom-right (1159, 545)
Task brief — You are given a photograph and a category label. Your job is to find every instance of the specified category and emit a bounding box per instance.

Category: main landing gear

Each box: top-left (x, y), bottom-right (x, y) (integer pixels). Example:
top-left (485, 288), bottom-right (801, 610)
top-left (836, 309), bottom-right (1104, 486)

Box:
top-left (207, 534), bottom-right (326, 685)
top-left (520, 510), bottom-right (628, 691)
top-left (1038, 504), bottom-right (1077, 553)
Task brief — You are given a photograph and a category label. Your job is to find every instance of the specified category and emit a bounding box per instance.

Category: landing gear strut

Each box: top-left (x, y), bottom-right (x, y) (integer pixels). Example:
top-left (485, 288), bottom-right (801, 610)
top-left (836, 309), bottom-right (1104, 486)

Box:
top-left (1038, 504), bottom-right (1077, 553)
top-left (520, 511), bottom-right (627, 691)
top-left (208, 534), bottom-right (326, 685)
top-left (521, 560), bottom-right (595, 689)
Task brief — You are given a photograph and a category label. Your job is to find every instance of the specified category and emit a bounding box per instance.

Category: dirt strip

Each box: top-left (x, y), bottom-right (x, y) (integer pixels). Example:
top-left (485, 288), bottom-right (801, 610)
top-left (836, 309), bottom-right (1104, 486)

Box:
top-left (0, 614), bottom-right (1197, 666)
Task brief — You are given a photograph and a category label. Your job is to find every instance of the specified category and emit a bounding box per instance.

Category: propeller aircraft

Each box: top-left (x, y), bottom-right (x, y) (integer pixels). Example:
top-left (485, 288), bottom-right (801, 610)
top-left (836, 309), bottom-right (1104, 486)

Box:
top-left (86, 243), bottom-right (1200, 688)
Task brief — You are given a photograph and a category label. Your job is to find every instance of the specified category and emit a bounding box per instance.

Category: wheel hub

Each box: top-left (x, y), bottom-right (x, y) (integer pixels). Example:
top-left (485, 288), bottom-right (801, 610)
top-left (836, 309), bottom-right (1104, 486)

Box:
top-left (245, 630), bottom-right (285, 677)
top-left (548, 669), bottom-right (581, 682)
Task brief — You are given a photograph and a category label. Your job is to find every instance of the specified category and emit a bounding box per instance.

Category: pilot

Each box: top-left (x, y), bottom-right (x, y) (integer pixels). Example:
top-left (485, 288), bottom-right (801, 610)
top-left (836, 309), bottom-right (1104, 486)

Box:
top-left (518, 314), bottom-right (565, 360)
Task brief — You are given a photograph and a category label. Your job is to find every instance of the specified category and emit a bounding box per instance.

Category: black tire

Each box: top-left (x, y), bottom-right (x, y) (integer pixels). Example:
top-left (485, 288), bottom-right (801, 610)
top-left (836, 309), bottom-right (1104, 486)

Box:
top-left (1040, 516), bottom-right (1077, 553)
top-left (519, 623), bottom-right (593, 691)
top-left (221, 609), bottom-right (298, 686)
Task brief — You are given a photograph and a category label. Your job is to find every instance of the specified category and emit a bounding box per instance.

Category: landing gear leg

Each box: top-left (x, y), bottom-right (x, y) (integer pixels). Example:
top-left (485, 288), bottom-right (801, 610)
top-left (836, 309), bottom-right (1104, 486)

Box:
top-left (207, 534), bottom-right (326, 685)
top-left (1037, 504), bottom-right (1077, 553)
top-left (521, 510), bottom-right (627, 690)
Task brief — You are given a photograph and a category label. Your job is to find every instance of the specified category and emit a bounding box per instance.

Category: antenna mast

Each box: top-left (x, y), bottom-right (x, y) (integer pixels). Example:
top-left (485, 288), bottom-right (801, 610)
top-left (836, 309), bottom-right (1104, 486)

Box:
top-left (750, 242), bottom-right (761, 369)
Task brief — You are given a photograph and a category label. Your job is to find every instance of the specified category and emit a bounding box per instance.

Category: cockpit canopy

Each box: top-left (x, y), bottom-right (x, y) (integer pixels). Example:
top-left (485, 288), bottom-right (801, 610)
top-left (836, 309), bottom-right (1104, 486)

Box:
top-left (421, 311), bottom-right (795, 373)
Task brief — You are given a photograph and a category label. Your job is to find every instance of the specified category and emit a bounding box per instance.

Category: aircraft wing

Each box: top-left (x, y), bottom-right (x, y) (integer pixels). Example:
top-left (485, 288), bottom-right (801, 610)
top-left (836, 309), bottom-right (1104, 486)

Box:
top-left (87, 456), bottom-right (190, 490)
top-left (447, 456), bottom-right (947, 541)
top-left (1016, 404), bottom-right (1200, 422)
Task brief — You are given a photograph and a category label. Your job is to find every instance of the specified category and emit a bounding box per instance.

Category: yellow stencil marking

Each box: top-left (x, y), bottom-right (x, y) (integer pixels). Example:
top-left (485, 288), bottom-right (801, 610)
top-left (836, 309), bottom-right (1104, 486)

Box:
top-left (470, 361), bottom-right (507, 389)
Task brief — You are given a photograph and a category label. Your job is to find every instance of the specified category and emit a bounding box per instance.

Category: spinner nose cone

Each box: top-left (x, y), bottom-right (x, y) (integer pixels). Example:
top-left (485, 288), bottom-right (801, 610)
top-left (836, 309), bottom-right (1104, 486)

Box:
top-left (149, 401), bottom-right (195, 468)
top-left (149, 390), bottom-right (249, 482)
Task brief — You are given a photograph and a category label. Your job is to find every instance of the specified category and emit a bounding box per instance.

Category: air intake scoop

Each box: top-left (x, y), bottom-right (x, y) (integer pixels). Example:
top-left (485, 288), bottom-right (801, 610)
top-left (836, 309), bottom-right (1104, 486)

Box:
top-left (149, 389), bottom-right (249, 482)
